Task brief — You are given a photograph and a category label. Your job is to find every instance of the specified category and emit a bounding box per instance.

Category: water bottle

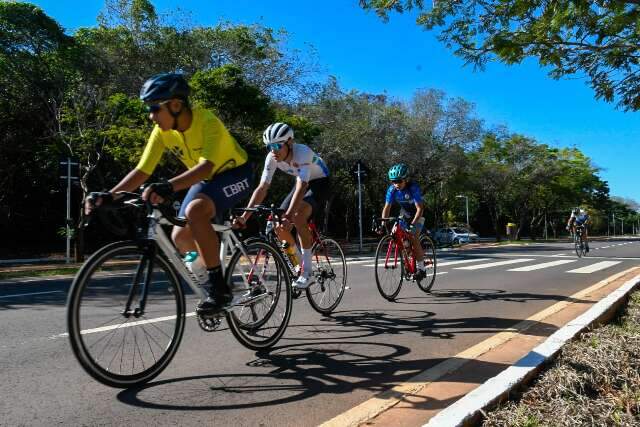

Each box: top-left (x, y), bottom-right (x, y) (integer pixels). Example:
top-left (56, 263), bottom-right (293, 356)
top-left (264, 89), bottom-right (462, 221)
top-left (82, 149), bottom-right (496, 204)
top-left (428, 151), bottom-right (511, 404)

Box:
top-left (184, 251), bottom-right (208, 285)
top-left (281, 241), bottom-right (300, 268)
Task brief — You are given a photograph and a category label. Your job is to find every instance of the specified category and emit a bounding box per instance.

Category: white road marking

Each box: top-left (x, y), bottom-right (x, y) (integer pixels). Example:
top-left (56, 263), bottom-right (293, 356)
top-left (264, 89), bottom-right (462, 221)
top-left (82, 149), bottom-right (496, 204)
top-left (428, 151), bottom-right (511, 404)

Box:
top-left (455, 259), bottom-right (535, 270)
top-left (51, 312), bottom-right (197, 339)
top-left (362, 258), bottom-right (492, 268)
top-left (567, 261), bottom-right (622, 274)
top-left (507, 260), bottom-right (577, 272)
top-left (437, 258), bottom-right (492, 267)
top-left (0, 290), bottom-right (63, 299)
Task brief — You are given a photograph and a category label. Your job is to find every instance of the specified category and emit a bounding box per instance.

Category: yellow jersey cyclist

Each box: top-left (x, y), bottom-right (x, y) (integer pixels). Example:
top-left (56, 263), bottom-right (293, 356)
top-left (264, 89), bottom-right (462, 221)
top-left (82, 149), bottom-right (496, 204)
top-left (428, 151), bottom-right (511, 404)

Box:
top-left (85, 73), bottom-right (252, 315)
top-left (234, 123), bottom-right (330, 289)
top-left (566, 207), bottom-right (590, 253)
top-left (380, 163), bottom-right (428, 281)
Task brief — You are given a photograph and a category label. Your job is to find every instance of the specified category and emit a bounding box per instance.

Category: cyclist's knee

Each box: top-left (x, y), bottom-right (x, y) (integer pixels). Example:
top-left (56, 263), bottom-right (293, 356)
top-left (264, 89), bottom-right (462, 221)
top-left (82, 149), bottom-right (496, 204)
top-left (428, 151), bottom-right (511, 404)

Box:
top-left (184, 196), bottom-right (215, 222)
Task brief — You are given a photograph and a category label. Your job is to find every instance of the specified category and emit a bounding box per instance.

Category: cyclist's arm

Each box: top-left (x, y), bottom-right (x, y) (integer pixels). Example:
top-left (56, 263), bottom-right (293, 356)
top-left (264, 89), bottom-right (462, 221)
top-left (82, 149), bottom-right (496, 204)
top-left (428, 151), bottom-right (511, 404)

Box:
top-left (110, 168), bottom-right (150, 195)
top-left (381, 202), bottom-right (392, 219)
top-left (411, 201), bottom-right (424, 226)
top-left (240, 182), bottom-right (270, 222)
top-left (166, 159), bottom-right (213, 192)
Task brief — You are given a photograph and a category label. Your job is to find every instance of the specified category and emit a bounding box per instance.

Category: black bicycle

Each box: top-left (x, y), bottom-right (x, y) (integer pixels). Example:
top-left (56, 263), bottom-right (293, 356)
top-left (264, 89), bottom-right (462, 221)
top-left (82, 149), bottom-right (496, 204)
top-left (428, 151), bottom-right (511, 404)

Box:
top-left (574, 224), bottom-right (587, 258)
top-left (238, 205), bottom-right (347, 315)
top-left (67, 192), bottom-right (292, 388)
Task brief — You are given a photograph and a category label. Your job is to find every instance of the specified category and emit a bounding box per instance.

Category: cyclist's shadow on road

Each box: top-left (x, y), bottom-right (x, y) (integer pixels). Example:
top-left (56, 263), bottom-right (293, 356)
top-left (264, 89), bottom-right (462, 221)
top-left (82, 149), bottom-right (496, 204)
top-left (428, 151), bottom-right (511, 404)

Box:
top-left (116, 339), bottom-right (513, 413)
top-left (116, 308), bottom-right (557, 412)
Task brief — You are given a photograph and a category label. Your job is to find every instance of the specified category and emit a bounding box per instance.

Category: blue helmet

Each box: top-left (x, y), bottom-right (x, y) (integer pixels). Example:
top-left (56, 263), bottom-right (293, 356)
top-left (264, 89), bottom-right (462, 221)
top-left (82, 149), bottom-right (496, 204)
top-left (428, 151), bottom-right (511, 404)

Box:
top-left (140, 73), bottom-right (190, 102)
top-left (388, 163), bottom-right (408, 181)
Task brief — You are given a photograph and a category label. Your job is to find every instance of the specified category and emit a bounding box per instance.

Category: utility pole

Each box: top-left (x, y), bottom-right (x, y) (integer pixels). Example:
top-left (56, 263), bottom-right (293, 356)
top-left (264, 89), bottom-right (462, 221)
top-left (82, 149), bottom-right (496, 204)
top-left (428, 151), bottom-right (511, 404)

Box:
top-left (60, 157), bottom-right (79, 264)
top-left (456, 195), bottom-right (469, 230)
top-left (351, 160), bottom-right (368, 253)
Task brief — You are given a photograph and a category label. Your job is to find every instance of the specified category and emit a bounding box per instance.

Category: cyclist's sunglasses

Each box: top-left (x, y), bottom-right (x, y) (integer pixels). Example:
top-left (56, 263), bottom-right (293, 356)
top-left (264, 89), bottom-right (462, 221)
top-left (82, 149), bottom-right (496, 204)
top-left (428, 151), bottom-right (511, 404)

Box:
top-left (145, 100), bottom-right (171, 113)
top-left (266, 142), bottom-right (284, 151)
top-left (391, 179), bottom-right (404, 184)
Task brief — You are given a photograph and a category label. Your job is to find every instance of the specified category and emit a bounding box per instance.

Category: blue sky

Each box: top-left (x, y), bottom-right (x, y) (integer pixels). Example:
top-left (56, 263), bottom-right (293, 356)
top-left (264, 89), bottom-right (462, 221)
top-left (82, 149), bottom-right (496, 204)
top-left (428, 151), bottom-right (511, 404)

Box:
top-left (32, 0), bottom-right (639, 202)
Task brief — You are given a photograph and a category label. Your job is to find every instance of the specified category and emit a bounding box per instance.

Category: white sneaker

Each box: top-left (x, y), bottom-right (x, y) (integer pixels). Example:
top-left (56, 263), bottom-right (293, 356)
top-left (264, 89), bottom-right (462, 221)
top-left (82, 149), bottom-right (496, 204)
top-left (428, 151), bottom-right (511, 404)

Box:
top-left (293, 275), bottom-right (315, 289)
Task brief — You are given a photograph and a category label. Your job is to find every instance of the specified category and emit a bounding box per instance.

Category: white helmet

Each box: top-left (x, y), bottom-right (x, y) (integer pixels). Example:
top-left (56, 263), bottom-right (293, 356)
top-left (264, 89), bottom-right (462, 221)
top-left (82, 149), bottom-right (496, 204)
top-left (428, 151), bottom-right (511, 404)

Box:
top-left (263, 122), bottom-right (294, 145)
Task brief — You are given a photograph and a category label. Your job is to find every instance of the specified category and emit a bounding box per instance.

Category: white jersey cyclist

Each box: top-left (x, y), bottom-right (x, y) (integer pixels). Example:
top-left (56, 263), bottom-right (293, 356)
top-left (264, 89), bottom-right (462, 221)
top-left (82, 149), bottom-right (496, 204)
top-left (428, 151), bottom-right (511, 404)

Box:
top-left (259, 143), bottom-right (329, 185)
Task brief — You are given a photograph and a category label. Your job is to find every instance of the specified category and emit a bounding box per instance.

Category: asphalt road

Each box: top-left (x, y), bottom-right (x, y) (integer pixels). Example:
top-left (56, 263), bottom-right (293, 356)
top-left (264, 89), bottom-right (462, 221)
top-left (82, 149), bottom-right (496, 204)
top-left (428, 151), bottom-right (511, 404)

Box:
top-left (1, 238), bottom-right (638, 426)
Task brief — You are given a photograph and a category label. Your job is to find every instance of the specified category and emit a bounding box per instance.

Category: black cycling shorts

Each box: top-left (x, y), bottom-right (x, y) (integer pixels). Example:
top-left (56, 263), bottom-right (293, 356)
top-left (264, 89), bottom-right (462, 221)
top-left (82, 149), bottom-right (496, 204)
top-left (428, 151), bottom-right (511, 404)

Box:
top-left (279, 177), bottom-right (330, 218)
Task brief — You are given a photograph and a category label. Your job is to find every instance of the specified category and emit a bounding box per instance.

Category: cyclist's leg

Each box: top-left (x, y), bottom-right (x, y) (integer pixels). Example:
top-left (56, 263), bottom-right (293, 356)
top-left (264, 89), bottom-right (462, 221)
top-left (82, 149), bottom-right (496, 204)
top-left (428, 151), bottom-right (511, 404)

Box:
top-left (182, 163), bottom-right (253, 312)
top-left (409, 217), bottom-right (425, 262)
top-left (275, 185), bottom-right (302, 262)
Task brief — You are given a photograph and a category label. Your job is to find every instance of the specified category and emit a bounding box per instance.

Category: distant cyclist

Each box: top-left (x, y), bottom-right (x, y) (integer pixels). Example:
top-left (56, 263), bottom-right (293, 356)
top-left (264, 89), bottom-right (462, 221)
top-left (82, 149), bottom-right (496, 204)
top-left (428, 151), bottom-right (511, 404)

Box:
top-left (84, 73), bottom-right (252, 315)
top-left (234, 123), bottom-right (330, 289)
top-left (567, 207), bottom-right (590, 253)
top-left (379, 163), bottom-right (427, 281)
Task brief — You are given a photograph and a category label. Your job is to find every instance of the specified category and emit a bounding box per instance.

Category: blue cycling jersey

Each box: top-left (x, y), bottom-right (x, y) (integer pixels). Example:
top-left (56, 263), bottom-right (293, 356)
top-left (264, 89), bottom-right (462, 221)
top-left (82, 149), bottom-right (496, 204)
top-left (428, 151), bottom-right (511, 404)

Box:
top-left (575, 214), bottom-right (589, 225)
top-left (385, 181), bottom-right (423, 217)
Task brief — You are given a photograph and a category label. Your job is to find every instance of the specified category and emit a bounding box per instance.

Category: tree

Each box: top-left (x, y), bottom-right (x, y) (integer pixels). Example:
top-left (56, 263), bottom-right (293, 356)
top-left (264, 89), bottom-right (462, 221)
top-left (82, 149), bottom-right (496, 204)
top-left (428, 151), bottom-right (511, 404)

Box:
top-left (360, 0), bottom-right (640, 111)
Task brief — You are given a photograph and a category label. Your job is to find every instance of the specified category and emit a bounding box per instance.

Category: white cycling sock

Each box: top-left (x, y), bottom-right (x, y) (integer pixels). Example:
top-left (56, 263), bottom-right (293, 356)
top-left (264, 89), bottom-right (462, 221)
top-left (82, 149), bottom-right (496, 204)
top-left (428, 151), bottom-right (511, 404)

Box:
top-left (301, 247), bottom-right (313, 278)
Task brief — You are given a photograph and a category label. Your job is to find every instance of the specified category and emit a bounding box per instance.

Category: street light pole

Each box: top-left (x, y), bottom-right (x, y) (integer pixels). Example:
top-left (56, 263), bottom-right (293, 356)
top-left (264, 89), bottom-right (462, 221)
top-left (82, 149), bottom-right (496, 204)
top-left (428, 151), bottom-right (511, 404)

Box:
top-left (456, 195), bottom-right (469, 230)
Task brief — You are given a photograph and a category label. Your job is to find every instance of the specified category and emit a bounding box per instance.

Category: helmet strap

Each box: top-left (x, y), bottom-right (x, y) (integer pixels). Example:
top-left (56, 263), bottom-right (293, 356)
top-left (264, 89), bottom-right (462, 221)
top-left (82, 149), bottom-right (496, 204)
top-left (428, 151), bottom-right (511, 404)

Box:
top-left (169, 100), bottom-right (185, 130)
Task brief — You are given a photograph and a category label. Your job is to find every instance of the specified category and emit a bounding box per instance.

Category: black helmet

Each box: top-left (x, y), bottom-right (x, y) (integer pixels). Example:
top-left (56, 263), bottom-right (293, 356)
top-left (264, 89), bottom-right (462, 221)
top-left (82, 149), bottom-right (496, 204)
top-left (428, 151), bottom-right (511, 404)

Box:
top-left (140, 73), bottom-right (190, 102)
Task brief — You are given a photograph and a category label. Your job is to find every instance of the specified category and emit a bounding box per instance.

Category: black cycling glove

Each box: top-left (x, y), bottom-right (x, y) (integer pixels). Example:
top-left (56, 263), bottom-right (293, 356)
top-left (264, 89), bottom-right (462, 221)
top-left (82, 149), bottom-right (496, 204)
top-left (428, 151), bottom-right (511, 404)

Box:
top-left (87, 192), bottom-right (113, 206)
top-left (148, 182), bottom-right (174, 198)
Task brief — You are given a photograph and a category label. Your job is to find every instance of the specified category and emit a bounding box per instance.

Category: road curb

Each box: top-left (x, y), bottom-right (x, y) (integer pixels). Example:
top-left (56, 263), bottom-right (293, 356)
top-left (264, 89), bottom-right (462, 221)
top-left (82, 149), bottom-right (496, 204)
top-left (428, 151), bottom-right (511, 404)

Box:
top-left (424, 271), bottom-right (640, 427)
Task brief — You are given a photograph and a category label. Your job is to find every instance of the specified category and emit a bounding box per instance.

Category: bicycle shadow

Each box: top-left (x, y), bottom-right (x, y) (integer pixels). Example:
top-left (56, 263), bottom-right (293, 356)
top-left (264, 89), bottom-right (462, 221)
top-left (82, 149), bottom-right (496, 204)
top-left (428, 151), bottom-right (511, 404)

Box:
top-left (285, 308), bottom-right (559, 341)
top-left (393, 288), bottom-right (592, 305)
top-left (116, 339), bottom-right (512, 413)
top-left (116, 305), bottom-right (559, 413)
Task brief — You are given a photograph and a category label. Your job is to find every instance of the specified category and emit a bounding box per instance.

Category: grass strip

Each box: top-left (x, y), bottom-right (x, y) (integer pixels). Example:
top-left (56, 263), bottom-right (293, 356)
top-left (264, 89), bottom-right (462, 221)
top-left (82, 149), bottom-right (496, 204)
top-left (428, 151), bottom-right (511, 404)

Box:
top-left (483, 292), bottom-right (640, 426)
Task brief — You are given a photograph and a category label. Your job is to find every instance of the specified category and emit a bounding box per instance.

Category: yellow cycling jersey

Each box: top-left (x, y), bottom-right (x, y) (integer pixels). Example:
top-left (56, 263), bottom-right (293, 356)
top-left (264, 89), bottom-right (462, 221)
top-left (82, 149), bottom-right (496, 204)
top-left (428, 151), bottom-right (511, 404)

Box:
top-left (136, 107), bottom-right (248, 179)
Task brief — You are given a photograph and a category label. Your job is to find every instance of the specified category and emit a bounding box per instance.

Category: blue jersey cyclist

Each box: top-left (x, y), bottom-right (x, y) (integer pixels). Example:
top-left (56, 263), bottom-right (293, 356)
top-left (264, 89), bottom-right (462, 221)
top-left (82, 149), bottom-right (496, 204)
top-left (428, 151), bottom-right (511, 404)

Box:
top-left (567, 207), bottom-right (590, 252)
top-left (84, 73), bottom-right (253, 316)
top-left (380, 163), bottom-right (428, 281)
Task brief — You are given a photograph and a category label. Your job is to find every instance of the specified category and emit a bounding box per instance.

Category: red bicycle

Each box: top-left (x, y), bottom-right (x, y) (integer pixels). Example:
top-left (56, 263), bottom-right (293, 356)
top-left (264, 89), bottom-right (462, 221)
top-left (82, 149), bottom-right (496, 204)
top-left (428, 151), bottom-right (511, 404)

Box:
top-left (238, 205), bottom-right (347, 315)
top-left (373, 217), bottom-right (437, 301)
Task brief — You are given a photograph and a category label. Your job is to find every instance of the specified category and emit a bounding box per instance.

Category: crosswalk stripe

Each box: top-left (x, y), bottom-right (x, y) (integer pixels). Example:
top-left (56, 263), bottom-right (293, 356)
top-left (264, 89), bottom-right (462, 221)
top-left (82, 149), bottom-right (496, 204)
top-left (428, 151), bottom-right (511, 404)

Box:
top-left (361, 258), bottom-right (491, 268)
top-left (437, 258), bottom-right (491, 267)
top-left (507, 259), bottom-right (577, 272)
top-left (567, 261), bottom-right (622, 274)
top-left (455, 258), bottom-right (535, 270)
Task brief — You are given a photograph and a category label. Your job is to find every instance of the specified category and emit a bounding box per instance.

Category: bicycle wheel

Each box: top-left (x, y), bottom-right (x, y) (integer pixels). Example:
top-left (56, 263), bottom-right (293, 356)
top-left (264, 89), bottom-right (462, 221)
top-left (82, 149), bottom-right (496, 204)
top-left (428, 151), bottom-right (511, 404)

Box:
top-left (306, 238), bottom-right (347, 315)
top-left (417, 235), bottom-right (437, 293)
top-left (226, 240), bottom-right (292, 350)
top-left (374, 235), bottom-right (403, 301)
top-left (574, 233), bottom-right (583, 258)
top-left (67, 241), bottom-right (185, 388)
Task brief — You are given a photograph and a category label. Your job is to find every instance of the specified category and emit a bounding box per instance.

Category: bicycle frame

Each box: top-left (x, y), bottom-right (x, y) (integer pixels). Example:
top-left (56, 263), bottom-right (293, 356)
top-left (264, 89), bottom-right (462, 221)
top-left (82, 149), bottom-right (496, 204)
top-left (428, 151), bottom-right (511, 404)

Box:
top-left (263, 213), bottom-right (325, 277)
top-left (142, 206), bottom-right (252, 302)
top-left (383, 220), bottom-right (416, 274)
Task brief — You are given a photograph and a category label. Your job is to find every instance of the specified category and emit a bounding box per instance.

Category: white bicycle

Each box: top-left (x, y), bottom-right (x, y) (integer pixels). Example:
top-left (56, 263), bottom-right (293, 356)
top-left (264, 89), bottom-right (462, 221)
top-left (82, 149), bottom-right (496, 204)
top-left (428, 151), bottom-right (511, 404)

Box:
top-left (67, 192), bottom-right (292, 388)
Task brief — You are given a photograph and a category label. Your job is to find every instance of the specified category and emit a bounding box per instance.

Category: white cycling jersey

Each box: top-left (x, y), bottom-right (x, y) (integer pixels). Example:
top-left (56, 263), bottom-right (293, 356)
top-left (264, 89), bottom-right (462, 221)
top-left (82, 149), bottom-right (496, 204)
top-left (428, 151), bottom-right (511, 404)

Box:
top-left (260, 143), bottom-right (329, 184)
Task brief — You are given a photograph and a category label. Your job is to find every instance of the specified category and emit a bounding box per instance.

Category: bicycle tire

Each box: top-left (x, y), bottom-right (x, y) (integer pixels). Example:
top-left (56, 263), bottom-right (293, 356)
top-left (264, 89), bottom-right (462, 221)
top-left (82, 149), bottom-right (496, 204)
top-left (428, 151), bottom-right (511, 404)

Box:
top-left (225, 240), bottom-right (292, 350)
top-left (374, 235), bottom-right (403, 301)
top-left (417, 235), bottom-right (437, 292)
top-left (574, 232), bottom-right (583, 258)
top-left (306, 238), bottom-right (347, 315)
top-left (67, 241), bottom-right (185, 388)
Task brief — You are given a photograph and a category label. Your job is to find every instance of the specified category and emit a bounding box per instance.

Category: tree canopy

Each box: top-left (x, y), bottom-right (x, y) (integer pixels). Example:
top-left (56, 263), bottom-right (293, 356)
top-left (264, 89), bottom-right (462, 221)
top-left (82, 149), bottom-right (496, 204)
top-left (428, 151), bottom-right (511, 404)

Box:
top-left (360, 0), bottom-right (640, 111)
